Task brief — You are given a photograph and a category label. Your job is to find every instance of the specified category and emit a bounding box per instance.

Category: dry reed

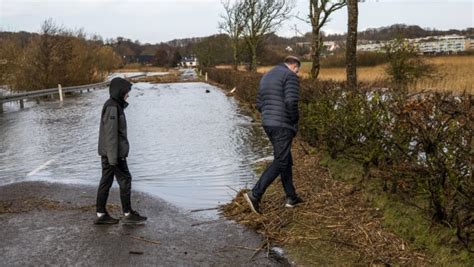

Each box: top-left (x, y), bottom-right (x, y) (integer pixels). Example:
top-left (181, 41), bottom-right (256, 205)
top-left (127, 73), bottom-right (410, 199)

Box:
top-left (220, 140), bottom-right (429, 266)
top-left (256, 55), bottom-right (474, 94)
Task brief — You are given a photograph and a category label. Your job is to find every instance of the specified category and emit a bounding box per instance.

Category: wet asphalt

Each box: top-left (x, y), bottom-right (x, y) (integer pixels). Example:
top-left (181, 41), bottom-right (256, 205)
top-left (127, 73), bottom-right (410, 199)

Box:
top-left (0, 182), bottom-right (283, 266)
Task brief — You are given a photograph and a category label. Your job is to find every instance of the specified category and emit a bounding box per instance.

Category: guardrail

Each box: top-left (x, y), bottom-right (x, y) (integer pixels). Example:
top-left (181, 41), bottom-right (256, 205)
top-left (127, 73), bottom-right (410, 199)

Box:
top-left (0, 74), bottom-right (146, 112)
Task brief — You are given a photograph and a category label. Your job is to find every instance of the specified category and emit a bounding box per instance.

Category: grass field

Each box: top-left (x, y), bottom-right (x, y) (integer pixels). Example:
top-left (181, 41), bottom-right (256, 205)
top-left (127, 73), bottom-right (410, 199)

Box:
top-left (257, 55), bottom-right (474, 94)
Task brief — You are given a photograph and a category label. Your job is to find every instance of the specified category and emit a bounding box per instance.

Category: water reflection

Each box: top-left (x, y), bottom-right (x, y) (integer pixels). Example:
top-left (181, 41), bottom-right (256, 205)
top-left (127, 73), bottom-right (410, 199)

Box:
top-left (0, 82), bottom-right (271, 210)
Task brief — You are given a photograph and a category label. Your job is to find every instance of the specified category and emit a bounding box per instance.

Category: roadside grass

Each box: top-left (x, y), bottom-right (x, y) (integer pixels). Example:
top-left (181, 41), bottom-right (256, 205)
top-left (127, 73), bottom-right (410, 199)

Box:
top-left (319, 154), bottom-right (474, 266)
top-left (257, 55), bottom-right (474, 94)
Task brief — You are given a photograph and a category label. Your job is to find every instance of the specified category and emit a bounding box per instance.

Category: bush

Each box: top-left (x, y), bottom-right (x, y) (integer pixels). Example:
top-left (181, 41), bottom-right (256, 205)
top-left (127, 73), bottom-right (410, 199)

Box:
top-left (204, 67), bottom-right (473, 251)
top-left (0, 19), bottom-right (121, 91)
top-left (384, 37), bottom-right (435, 91)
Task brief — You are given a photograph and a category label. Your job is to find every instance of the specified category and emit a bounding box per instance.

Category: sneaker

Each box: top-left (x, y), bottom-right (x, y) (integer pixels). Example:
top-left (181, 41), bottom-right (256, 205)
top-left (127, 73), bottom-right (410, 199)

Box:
top-left (122, 210), bottom-right (147, 224)
top-left (243, 191), bottom-right (261, 214)
top-left (94, 213), bottom-right (119, 225)
top-left (285, 196), bottom-right (304, 208)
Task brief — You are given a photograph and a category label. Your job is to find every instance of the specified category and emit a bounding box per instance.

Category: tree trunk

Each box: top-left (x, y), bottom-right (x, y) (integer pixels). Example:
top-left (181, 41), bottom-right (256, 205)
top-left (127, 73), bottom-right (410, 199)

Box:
top-left (232, 44), bottom-right (239, 70)
top-left (250, 44), bottom-right (257, 72)
top-left (346, 0), bottom-right (358, 89)
top-left (232, 38), bottom-right (239, 71)
top-left (310, 29), bottom-right (322, 79)
top-left (232, 49), bottom-right (238, 70)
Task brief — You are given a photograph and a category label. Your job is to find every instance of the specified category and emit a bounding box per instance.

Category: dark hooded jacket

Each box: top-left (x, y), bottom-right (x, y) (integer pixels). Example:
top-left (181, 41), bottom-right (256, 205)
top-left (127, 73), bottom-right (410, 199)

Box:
top-left (98, 77), bottom-right (132, 165)
top-left (256, 64), bottom-right (300, 133)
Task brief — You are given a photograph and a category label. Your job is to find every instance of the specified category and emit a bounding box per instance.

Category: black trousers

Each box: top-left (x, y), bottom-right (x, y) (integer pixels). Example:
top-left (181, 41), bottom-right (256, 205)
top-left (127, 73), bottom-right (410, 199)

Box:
top-left (96, 157), bottom-right (132, 213)
top-left (252, 126), bottom-right (297, 200)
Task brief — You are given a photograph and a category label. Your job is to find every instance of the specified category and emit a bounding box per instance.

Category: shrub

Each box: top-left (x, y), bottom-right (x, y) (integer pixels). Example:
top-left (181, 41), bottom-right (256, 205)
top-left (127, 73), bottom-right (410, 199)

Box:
top-left (384, 37), bottom-right (436, 91)
top-left (204, 67), bottom-right (473, 250)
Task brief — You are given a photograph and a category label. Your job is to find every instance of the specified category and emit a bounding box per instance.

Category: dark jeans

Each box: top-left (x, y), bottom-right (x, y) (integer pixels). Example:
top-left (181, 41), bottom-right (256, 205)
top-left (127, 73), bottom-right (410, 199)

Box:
top-left (252, 126), bottom-right (297, 200)
top-left (96, 157), bottom-right (132, 213)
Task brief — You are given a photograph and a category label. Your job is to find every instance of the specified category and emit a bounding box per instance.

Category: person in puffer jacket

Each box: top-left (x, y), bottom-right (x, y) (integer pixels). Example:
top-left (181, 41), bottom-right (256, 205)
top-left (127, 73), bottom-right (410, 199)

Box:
top-left (244, 56), bottom-right (304, 214)
top-left (95, 77), bottom-right (147, 225)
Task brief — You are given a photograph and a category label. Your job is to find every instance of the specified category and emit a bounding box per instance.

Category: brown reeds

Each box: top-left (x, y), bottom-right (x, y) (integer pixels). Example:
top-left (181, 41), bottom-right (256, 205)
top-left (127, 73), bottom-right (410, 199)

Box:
top-left (256, 55), bottom-right (474, 94)
top-left (220, 141), bottom-right (429, 265)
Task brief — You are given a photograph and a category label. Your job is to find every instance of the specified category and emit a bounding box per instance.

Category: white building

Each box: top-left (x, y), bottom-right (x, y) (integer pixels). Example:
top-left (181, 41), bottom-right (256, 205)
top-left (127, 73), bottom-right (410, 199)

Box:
top-left (413, 35), bottom-right (466, 54)
top-left (356, 35), bottom-right (468, 54)
top-left (357, 42), bottom-right (385, 52)
top-left (323, 41), bottom-right (339, 52)
top-left (295, 41), bottom-right (339, 52)
top-left (180, 56), bottom-right (198, 68)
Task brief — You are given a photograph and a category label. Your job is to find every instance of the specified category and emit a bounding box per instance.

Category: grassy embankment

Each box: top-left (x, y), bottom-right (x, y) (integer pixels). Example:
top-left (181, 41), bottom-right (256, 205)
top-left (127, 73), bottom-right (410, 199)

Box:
top-left (257, 55), bottom-right (474, 94)
top-left (223, 146), bottom-right (472, 266)
top-left (212, 58), bottom-right (473, 265)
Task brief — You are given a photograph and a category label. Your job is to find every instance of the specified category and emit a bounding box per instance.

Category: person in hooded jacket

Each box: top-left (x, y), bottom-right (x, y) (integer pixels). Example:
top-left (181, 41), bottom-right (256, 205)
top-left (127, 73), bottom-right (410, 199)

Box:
top-left (244, 56), bottom-right (304, 214)
top-left (95, 77), bottom-right (147, 224)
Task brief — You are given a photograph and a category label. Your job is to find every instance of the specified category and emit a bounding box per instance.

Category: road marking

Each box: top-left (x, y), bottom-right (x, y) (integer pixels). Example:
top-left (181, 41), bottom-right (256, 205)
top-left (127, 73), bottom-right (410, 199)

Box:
top-left (27, 159), bottom-right (55, 177)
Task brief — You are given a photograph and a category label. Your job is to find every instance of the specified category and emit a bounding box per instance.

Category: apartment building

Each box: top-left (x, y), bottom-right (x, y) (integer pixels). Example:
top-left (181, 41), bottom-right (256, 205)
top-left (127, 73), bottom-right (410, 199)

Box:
top-left (357, 42), bottom-right (385, 52)
top-left (356, 35), bottom-right (468, 54)
top-left (414, 35), bottom-right (465, 54)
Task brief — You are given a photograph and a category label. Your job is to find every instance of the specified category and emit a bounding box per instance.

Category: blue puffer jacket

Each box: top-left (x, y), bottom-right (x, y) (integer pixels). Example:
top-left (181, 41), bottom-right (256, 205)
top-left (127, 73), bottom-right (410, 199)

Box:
top-left (256, 64), bottom-right (300, 133)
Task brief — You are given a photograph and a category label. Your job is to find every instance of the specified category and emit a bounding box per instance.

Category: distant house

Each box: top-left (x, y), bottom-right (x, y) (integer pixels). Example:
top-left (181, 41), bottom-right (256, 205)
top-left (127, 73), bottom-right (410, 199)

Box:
top-left (295, 41), bottom-right (339, 52)
top-left (323, 41), bottom-right (339, 52)
top-left (180, 56), bottom-right (198, 68)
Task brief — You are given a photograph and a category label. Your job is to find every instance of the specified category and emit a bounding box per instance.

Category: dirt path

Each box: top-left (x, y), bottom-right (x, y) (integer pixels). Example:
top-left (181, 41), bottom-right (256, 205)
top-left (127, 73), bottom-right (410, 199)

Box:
top-left (0, 182), bottom-right (284, 266)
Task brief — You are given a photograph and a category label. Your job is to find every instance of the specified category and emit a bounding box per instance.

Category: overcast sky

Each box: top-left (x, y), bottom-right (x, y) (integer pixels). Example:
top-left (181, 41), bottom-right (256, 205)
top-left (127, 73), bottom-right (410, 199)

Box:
top-left (0, 0), bottom-right (472, 44)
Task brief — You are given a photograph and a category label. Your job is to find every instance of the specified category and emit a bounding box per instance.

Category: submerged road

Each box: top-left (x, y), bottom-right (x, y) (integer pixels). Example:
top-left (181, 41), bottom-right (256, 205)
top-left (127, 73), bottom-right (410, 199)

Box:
top-left (0, 74), bottom-right (285, 265)
top-left (0, 80), bottom-right (271, 214)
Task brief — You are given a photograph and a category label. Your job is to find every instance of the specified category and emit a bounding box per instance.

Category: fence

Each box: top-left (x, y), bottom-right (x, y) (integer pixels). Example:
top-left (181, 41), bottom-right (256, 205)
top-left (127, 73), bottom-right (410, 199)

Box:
top-left (0, 74), bottom-right (146, 113)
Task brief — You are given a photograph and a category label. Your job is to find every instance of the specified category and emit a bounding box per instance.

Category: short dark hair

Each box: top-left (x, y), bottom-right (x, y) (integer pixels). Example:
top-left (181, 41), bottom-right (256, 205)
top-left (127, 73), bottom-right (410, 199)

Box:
top-left (284, 56), bottom-right (301, 67)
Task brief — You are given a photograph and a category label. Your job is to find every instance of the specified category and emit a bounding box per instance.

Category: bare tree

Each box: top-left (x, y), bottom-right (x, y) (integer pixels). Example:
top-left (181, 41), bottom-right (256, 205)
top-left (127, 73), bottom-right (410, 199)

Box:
top-left (219, 0), bottom-right (246, 70)
top-left (0, 37), bottom-right (21, 87)
top-left (306, 0), bottom-right (346, 79)
top-left (241, 0), bottom-right (295, 72)
top-left (346, 0), bottom-right (358, 89)
top-left (7, 19), bottom-right (122, 91)
top-left (35, 18), bottom-right (63, 88)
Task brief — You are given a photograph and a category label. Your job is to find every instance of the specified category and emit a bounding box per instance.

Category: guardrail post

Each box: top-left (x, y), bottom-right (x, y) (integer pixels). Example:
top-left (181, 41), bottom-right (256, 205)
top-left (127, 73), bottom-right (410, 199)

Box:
top-left (205, 72), bottom-right (208, 82)
top-left (0, 91), bottom-right (3, 113)
top-left (19, 99), bottom-right (24, 109)
top-left (58, 84), bottom-right (63, 102)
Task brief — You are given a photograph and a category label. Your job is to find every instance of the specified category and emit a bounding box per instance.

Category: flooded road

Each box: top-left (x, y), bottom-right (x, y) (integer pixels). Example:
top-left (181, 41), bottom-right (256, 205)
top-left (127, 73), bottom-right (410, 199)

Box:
top-left (0, 82), bottom-right (271, 212)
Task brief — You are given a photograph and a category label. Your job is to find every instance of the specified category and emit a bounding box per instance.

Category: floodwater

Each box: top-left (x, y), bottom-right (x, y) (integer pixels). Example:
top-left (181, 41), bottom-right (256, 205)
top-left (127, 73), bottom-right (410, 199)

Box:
top-left (0, 81), bottom-right (272, 212)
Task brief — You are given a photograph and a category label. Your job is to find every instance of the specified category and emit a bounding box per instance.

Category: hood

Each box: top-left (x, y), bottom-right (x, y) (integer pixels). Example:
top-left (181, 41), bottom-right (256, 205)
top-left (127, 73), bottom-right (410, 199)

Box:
top-left (109, 77), bottom-right (132, 107)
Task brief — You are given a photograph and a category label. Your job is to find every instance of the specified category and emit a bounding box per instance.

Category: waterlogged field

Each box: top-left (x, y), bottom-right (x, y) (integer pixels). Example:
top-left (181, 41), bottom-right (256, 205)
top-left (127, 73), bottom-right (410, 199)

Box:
top-left (257, 55), bottom-right (474, 94)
